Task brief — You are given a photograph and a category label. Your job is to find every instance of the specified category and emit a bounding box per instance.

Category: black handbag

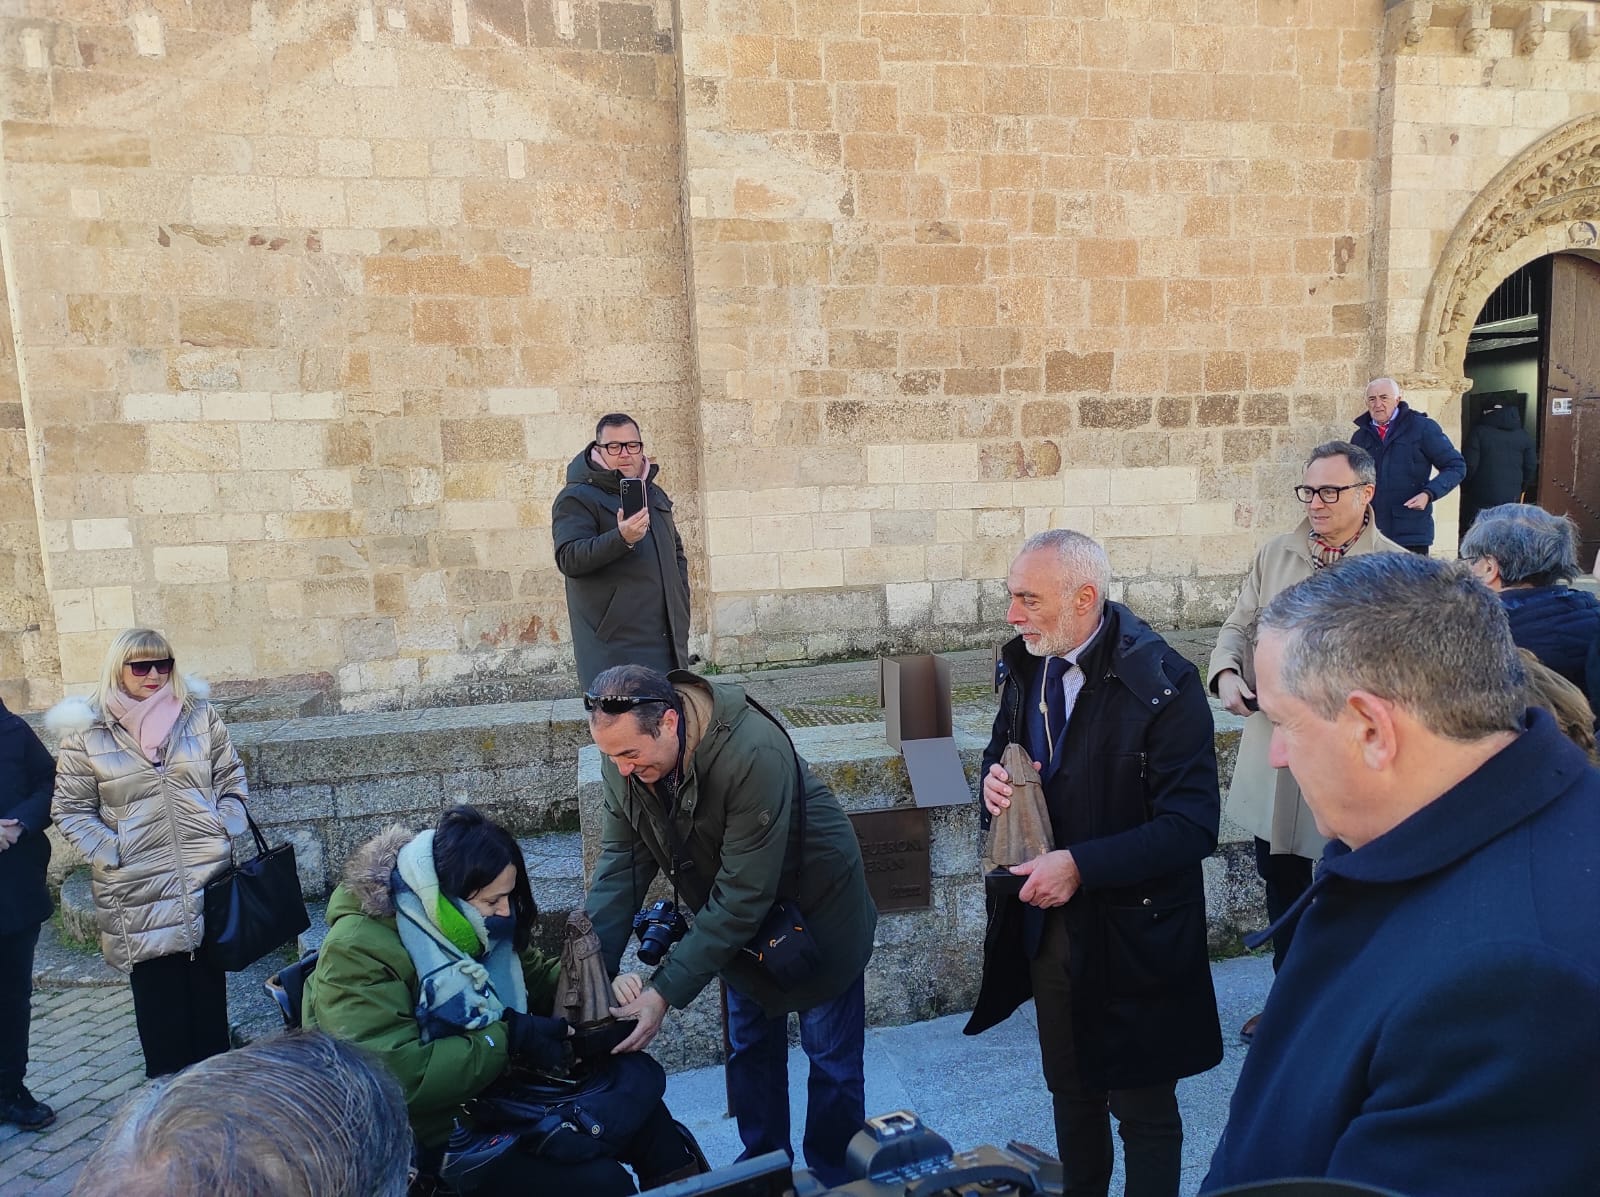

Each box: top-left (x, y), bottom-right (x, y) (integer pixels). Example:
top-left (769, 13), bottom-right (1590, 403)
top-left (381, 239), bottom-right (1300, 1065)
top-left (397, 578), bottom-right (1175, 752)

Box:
top-left (738, 696), bottom-right (822, 990)
top-left (202, 808), bottom-right (311, 972)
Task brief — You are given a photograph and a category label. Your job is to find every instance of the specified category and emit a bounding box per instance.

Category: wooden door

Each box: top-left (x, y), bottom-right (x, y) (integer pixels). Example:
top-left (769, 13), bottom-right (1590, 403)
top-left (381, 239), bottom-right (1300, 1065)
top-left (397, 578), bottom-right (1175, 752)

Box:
top-left (1539, 254), bottom-right (1600, 566)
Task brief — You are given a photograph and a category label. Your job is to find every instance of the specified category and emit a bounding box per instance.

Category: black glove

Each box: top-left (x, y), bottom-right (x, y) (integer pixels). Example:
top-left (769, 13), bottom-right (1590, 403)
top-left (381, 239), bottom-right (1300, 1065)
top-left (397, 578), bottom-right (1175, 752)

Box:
top-left (502, 1011), bottom-right (571, 1071)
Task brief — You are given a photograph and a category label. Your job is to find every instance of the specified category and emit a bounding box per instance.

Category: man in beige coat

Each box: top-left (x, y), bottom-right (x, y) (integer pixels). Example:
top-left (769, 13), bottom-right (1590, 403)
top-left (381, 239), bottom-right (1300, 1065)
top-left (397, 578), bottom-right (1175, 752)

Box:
top-left (1208, 442), bottom-right (1402, 1040)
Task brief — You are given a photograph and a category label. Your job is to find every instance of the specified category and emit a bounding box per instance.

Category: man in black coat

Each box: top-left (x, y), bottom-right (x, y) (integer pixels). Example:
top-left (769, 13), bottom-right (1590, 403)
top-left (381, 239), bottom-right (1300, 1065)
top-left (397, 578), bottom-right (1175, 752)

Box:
top-left (965, 530), bottom-right (1222, 1197)
top-left (552, 413), bottom-right (692, 690)
top-left (1350, 377), bottom-right (1466, 553)
top-left (1462, 402), bottom-right (1536, 527)
top-left (0, 698), bottom-right (57, 1130)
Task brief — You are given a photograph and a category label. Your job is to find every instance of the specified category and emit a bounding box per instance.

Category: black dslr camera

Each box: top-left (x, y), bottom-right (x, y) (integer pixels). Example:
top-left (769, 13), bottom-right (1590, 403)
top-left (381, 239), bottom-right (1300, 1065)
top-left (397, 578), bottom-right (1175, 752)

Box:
top-left (651, 1111), bottom-right (1063, 1196)
top-left (632, 899), bottom-right (689, 966)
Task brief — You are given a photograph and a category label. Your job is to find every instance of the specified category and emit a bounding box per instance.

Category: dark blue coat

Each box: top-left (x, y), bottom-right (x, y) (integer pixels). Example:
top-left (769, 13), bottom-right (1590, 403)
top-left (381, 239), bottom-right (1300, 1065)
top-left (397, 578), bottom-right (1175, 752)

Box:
top-left (0, 701), bottom-right (55, 936)
top-left (1351, 402), bottom-right (1466, 548)
top-left (965, 603), bottom-right (1223, 1090)
top-left (1500, 585), bottom-right (1600, 715)
top-left (1202, 710), bottom-right (1600, 1196)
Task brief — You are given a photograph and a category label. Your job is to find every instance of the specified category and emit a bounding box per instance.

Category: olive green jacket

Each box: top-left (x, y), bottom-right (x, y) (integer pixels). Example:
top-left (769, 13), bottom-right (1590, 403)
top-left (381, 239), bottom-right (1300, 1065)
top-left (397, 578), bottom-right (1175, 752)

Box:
top-left (302, 828), bottom-right (560, 1149)
top-left (586, 674), bottom-right (876, 1017)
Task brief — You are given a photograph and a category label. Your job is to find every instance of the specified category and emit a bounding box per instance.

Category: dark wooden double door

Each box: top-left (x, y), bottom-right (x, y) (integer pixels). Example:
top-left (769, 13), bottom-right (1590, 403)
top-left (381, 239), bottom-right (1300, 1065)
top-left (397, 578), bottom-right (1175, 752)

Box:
top-left (1540, 254), bottom-right (1600, 567)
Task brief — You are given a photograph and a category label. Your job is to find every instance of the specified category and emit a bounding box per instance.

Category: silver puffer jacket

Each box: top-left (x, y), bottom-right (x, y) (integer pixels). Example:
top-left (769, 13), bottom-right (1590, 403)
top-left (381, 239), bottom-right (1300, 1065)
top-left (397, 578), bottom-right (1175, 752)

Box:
top-left (50, 699), bottom-right (248, 973)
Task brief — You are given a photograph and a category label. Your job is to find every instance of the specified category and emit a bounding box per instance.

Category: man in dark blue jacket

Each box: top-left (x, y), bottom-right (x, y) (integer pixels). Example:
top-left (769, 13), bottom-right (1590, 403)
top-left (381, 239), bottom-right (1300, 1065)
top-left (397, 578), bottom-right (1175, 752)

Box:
top-left (967, 529), bottom-right (1222, 1197)
top-left (0, 699), bottom-right (57, 1130)
top-left (1350, 377), bottom-right (1466, 553)
top-left (1202, 554), bottom-right (1600, 1197)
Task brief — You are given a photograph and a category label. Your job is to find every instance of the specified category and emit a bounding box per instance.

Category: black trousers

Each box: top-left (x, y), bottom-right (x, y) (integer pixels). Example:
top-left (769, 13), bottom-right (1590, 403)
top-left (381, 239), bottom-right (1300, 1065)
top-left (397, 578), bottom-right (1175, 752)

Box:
top-left (1253, 838), bottom-right (1314, 973)
top-left (128, 952), bottom-right (231, 1078)
top-left (1030, 910), bottom-right (1183, 1197)
top-left (0, 926), bottom-right (41, 1095)
top-left (424, 1100), bottom-right (694, 1196)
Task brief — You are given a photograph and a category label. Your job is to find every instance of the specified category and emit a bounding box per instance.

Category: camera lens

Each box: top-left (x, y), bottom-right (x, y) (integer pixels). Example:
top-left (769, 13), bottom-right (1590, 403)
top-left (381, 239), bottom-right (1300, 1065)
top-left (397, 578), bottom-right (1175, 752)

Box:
top-left (637, 927), bottom-right (670, 967)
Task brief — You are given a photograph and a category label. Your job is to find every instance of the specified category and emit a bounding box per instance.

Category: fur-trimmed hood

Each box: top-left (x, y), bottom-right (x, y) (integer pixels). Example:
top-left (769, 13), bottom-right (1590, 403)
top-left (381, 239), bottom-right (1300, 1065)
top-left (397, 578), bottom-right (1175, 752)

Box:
top-left (340, 825), bottom-right (418, 920)
top-left (44, 676), bottom-right (213, 737)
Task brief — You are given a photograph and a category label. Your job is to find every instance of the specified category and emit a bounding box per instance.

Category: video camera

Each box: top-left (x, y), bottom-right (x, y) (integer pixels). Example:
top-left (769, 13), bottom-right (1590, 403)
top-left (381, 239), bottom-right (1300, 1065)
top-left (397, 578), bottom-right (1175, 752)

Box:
top-left (652, 1110), bottom-right (1062, 1197)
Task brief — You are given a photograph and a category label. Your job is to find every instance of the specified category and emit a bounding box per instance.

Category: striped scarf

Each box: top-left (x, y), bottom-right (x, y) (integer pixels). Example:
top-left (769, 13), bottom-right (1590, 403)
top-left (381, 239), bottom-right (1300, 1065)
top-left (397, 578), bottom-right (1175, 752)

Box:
top-left (1309, 510), bottom-right (1370, 570)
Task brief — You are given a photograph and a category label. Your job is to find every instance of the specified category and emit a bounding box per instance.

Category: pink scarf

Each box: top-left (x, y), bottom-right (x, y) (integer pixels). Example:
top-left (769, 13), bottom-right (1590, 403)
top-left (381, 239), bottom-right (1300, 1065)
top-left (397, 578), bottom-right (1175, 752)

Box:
top-left (105, 682), bottom-right (183, 763)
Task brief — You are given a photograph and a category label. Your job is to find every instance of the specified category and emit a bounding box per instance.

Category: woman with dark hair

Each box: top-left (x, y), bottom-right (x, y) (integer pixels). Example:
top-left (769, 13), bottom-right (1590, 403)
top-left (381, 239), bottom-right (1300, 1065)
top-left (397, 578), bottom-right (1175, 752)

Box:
top-left (304, 806), bottom-right (699, 1195)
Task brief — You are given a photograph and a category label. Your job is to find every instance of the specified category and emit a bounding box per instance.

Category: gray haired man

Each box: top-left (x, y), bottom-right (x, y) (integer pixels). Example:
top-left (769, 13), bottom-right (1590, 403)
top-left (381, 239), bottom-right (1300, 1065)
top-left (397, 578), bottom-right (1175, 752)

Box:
top-left (1209, 441), bottom-right (1401, 1039)
top-left (1203, 553), bottom-right (1600, 1195)
top-left (74, 1031), bottom-right (413, 1197)
top-left (967, 529), bottom-right (1222, 1197)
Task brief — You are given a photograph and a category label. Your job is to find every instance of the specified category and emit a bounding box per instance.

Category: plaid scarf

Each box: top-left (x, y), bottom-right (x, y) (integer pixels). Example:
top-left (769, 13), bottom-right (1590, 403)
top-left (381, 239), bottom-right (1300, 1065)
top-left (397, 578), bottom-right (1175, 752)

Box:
top-left (1309, 510), bottom-right (1370, 570)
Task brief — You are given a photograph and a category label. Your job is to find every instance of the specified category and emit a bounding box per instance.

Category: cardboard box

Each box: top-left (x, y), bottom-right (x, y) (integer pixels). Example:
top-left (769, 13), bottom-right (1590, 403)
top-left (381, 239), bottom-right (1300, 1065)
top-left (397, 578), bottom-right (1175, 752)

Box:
top-left (878, 654), bottom-right (971, 808)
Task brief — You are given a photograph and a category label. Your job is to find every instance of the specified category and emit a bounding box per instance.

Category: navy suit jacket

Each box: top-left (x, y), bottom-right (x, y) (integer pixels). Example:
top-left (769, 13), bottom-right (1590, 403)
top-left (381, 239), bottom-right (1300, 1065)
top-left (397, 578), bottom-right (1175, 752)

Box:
top-left (1202, 709), bottom-right (1600, 1196)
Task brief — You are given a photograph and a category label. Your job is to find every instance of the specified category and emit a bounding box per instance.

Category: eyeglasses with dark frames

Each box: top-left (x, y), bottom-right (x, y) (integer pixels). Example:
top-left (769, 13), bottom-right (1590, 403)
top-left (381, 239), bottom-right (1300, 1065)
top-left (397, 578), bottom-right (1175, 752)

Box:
top-left (1293, 484), bottom-right (1367, 504)
top-left (126, 658), bottom-right (175, 677)
top-left (598, 441), bottom-right (645, 456)
top-left (582, 693), bottom-right (668, 715)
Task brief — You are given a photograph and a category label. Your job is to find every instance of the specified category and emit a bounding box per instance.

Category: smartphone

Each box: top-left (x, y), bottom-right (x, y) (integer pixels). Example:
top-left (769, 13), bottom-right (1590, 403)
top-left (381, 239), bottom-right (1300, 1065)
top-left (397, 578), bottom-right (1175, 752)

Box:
top-left (619, 478), bottom-right (646, 519)
top-left (1242, 694), bottom-right (1260, 713)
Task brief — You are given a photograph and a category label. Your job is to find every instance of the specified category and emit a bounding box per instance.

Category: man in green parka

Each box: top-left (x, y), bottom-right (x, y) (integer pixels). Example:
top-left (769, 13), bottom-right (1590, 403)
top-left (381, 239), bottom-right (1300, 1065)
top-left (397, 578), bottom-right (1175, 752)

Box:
top-left (585, 664), bottom-right (877, 1189)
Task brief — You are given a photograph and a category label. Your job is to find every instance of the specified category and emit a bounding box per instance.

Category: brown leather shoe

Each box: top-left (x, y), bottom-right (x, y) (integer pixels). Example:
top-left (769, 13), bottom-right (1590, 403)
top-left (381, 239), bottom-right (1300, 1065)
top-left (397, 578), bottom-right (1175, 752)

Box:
top-left (1239, 1013), bottom-right (1262, 1043)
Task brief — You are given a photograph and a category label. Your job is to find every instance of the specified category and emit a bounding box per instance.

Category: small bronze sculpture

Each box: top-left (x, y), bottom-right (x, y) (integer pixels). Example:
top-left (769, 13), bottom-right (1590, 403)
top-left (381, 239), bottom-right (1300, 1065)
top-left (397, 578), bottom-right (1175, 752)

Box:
top-left (555, 910), bottom-right (635, 1060)
top-left (556, 910), bottom-right (616, 1030)
top-left (983, 743), bottom-right (1054, 896)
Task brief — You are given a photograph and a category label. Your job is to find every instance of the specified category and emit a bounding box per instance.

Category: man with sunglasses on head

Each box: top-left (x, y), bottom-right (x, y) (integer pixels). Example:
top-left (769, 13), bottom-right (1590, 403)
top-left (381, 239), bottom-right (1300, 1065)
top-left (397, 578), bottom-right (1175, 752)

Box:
top-left (1208, 441), bottom-right (1402, 1042)
top-left (581, 664), bottom-right (876, 1189)
top-left (554, 414), bottom-right (692, 689)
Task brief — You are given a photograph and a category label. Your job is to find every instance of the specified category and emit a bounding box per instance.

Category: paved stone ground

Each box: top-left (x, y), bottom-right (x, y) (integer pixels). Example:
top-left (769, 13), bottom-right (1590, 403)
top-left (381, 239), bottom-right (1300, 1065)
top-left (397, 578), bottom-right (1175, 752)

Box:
top-left (0, 984), bottom-right (147, 1196)
top-left (665, 953), bottom-right (1274, 1197)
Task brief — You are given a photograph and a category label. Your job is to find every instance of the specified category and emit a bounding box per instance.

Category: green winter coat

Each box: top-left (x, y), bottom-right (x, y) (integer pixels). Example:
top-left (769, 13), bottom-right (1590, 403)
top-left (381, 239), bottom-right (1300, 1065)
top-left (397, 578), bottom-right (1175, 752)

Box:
top-left (302, 827), bottom-right (560, 1149)
top-left (586, 673), bottom-right (877, 1018)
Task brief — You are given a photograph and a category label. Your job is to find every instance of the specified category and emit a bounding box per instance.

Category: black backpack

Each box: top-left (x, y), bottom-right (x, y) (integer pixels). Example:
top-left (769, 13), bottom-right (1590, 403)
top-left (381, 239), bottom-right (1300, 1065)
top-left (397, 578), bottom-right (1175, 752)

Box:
top-left (465, 1051), bottom-right (667, 1162)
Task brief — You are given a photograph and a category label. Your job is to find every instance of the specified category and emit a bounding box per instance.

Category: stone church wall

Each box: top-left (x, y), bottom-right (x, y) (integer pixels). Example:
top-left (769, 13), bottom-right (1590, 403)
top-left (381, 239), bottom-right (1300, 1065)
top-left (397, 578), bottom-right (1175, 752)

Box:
top-left (2, 1), bottom-right (1598, 706)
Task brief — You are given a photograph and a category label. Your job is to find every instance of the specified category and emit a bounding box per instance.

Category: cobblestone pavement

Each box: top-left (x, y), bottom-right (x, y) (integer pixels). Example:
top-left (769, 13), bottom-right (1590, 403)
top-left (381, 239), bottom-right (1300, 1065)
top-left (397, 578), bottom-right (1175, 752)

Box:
top-left (0, 985), bottom-right (148, 1196)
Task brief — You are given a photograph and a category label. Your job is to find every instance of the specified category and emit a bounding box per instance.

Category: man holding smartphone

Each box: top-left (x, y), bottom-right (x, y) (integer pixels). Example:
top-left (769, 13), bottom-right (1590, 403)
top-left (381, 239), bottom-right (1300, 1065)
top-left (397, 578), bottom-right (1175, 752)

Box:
top-left (553, 413), bottom-right (692, 689)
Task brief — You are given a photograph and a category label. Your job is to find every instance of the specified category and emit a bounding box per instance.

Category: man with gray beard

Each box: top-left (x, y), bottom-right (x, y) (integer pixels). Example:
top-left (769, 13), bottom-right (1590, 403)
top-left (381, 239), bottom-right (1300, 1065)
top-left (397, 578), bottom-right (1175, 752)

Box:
top-left (965, 529), bottom-right (1222, 1197)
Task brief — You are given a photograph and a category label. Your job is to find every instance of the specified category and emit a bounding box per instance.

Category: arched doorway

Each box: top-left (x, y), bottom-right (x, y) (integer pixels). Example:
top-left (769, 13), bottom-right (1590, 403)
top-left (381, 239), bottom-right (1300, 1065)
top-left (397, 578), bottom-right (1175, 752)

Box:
top-left (1457, 253), bottom-right (1600, 562)
top-left (1419, 114), bottom-right (1600, 561)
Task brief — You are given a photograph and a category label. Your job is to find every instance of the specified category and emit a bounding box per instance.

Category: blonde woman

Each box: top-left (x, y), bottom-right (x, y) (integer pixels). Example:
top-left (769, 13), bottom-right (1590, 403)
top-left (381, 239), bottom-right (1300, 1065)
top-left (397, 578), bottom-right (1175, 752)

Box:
top-left (49, 629), bottom-right (248, 1078)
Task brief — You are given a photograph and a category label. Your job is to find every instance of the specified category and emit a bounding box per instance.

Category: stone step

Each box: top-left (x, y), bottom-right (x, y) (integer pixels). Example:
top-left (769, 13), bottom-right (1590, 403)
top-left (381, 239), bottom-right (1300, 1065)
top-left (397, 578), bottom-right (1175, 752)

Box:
top-left (32, 918), bottom-right (122, 988)
top-left (57, 868), bottom-right (99, 948)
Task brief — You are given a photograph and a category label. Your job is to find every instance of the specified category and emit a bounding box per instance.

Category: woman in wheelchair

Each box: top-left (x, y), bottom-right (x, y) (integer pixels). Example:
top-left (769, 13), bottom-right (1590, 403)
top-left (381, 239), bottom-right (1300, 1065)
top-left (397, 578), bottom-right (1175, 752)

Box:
top-left (303, 805), bottom-right (703, 1195)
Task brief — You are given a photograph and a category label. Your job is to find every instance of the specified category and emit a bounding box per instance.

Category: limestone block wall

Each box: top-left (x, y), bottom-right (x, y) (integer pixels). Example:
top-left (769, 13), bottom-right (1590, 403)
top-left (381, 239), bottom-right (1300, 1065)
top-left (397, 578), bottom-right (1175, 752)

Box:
top-left (0, 256), bottom-right (59, 709)
top-left (1372, 0), bottom-right (1600, 553)
top-left (9, 2), bottom-right (1584, 702)
top-left (0, 0), bottom-right (699, 708)
top-left (680, 0), bottom-right (1388, 665)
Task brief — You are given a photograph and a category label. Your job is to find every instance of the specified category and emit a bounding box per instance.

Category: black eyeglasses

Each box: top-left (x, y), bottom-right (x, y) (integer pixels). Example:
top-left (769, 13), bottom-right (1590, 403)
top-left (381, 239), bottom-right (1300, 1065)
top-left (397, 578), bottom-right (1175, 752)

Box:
top-left (582, 693), bottom-right (668, 715)
top-left (126, 658), bottom-right (174, 677)
top-left (1293, 484), bottom-right (1367, 504)
top-left (598, 441), bottom-right (644, 457)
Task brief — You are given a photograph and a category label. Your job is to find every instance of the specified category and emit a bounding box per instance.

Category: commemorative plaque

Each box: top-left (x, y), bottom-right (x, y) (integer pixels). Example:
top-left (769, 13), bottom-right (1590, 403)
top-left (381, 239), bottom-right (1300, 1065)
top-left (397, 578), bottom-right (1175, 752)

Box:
top-left (850, 806), bottom-right (933, 912)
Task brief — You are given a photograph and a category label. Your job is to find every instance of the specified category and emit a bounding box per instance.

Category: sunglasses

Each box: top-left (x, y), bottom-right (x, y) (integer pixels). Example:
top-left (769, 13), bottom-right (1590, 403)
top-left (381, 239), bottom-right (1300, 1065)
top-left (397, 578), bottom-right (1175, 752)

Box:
top-left (126, 658), bottom-right (174, 677)
top-left (582, 693), bottom-right (668, 715)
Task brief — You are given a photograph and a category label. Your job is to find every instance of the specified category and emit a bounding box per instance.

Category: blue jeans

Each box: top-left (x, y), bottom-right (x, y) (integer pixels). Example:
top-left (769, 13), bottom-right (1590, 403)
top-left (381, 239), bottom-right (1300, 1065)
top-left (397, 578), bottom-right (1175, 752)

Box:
top-left (724, 973), bottom-right (866, 1188)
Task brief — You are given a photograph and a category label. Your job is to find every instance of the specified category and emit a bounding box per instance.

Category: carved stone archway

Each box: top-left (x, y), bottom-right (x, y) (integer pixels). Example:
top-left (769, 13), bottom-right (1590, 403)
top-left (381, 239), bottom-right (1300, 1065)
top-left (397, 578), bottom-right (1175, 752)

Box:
top-left (1419, 114), bottom-right (1600, 380)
